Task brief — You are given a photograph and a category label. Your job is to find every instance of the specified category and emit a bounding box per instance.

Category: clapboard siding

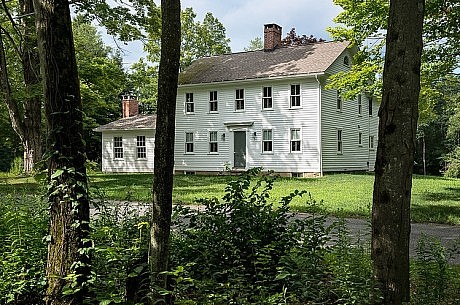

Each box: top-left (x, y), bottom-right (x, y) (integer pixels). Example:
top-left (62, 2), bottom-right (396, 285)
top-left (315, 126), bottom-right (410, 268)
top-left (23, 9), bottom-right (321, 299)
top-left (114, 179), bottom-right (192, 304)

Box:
top-left (101, 130), bottom-right (155, 172)
top-left (175, 77), bottom-right (321, 173)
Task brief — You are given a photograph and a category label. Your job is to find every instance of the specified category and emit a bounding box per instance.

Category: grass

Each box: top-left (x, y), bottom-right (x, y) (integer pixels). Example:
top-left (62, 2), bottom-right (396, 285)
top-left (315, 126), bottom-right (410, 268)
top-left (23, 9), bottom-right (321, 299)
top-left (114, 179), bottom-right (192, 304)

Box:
top-left (1, 172), bottom-right (459, 225)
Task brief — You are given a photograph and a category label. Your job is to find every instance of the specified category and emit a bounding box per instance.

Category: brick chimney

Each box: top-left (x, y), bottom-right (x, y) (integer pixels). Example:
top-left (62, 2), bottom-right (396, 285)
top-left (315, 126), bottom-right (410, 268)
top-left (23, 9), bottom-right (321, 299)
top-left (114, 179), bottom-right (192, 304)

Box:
top-left (264, 24), bottom-right (282, 51)
top-left (122, 94), bottom-right (139, 118)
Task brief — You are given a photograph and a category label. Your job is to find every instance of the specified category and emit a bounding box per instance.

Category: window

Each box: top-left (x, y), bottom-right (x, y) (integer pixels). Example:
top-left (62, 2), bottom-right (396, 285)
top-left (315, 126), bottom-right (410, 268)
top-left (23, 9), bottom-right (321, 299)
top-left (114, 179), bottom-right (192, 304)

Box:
top-left (290, 128), bottom-right (301, 152)
top-left (185, 93), bottom-right (194, 113)
top-left (337, 130), bottom-right (343, 153)
top-left (235, 89), bottom-right (244, 110)
top-left (358, 132), bottom-right (363, 146)
top-left (369, 98), bottom-right (373, 116)
top-left (290, 84), bottom-right (301, 108)
top-left (185, 132), bottom-right (194, 153)
top-left (209, 131), bottom-right (218, 153)
top-left (136, 136), bottom-right (146, 159)
top-left (209, 91), bottom-right (218, 112)
top-left (113, 136), bottom-right (123, 159)
top-left (358, 95), bottom-right (362, 115)
top-left (262, 129), bottom-right (273, 153)
top-left (262, 87), bottom-right (273, 109)
top-left (343, 55), bottom-right (350, 66)
top-left (369, 135), bottom-right (375, 149)
top-left (336, 90), bottom-right (342, 111)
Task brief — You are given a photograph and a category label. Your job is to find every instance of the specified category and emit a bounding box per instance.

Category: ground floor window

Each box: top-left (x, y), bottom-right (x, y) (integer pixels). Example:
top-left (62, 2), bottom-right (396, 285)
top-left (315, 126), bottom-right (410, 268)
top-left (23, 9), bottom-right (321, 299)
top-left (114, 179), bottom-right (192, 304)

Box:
top-left (290, 128), bottom-right (301, 152)
top-left (209, 131), bottom-right (218, 153)
top-left (185, 132), bottom-right (194, 153)
top-left (262, 129), bottom-right (273, 152)
top-left (114, 136), bottom-right (123, 159)
top-left (337, 129), bottom-right (343, 153)
top-left (137, 135), bottom-right (147, 159)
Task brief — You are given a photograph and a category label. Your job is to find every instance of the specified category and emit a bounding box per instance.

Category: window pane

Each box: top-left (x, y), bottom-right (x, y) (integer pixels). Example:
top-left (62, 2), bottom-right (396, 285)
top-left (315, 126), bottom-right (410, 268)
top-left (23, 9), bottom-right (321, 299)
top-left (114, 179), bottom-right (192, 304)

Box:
top-left (291, 129), bottom-right (300, 140)
top-left (263, 130), bottom-right (272, 141)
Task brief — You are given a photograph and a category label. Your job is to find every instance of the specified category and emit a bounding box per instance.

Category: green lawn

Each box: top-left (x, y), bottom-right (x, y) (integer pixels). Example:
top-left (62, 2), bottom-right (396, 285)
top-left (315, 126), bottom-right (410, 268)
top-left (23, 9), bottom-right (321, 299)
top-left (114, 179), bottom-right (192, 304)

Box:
top-left (1, 172), bottom-right (459, 225)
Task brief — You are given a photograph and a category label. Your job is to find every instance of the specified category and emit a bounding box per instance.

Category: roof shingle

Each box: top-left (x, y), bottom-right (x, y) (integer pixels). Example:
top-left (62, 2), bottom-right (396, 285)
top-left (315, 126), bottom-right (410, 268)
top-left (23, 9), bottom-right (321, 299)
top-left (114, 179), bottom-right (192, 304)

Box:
top-left (179, 41), bottom-right (350, 85)
top-left (94, 114), bottom-right (156, 131)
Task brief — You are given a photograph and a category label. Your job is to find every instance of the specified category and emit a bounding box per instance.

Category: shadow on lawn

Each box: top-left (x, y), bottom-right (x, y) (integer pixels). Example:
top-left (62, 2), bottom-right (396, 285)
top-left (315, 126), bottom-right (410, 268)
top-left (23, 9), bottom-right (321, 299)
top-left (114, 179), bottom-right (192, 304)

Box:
top-left (419, 186), bottom-right (460, 202)
top-left (411, 203), bottom-right (460, 225)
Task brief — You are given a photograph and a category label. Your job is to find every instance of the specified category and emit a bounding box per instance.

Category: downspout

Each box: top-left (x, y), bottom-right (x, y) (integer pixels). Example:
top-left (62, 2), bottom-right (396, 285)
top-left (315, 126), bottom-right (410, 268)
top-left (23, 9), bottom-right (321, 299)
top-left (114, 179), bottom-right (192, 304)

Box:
top-left (315, 74), bottom-right (323, 177)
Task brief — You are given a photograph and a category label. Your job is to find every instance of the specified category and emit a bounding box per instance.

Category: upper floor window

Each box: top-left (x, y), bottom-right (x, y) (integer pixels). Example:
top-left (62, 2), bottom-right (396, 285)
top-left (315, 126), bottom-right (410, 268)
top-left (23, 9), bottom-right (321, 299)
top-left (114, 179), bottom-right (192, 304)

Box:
top-left (113, 136), bottom-right (123, 159)
top-left (235, 89), bottom-right (244, 110)
top-left (136, 136), bottom-right (146, 159)
top-left (343, 55), bottom-right (350, 66)
top-left (262, 129), bottom-right (273, 153)
top-left (358, 95), bottom-right (362, 115)
top-left (209, 91), bottom-right (218, 112)
top-left (262, 87), bottom-right (273, 109)
top-left (337, 129), bottom-right (343, 153)
top-left (185, 132), bottom-right (194, 153)
top-left (369, 98), bottom-right (373, 116)
top-left (290, 84), bottom-right (301, 108)
top-left (209, 131), bottom-right (218, 153)
top-left (185, 93), bottom-right (194, 113)
top-left (290, 128), bottom-right (301, 152)
top-left (336, 90), bottom-right (343, 111)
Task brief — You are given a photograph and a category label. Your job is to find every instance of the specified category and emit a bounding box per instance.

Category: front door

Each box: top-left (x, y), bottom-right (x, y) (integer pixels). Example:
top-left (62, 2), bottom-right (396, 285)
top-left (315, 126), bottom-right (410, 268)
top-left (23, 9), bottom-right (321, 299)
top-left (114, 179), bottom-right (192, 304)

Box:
top-left (233, 131), bottom-right (246, 168)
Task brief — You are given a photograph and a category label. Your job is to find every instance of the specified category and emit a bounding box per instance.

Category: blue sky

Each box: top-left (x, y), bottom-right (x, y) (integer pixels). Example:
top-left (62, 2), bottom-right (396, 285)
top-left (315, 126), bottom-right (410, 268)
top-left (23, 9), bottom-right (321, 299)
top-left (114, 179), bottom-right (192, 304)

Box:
top-left (113, 0), bottom-right (343, 68)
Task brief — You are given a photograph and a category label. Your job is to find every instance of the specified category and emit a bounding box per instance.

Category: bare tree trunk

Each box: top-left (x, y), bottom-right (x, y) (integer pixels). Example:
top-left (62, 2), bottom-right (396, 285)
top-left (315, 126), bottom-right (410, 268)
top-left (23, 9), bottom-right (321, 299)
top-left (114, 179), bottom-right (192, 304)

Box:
top-left (33, 0), bottom-right (90, 304)
top-left (371, 0), bottom-right (425, 304)
top-left (149, 0), bottom-right (181, 303)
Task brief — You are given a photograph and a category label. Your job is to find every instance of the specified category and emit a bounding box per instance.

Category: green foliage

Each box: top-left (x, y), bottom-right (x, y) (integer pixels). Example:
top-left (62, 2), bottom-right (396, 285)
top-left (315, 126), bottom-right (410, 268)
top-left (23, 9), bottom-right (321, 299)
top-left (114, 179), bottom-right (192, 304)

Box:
top-left (443, 146), bottom-right (460, 177)
top-left (165, 169), bottom-right (376, 304)
top-left (90, 196), bottom-right (150, 304)
top-left (244, 37), bottom-right (263, 51)
top-left (411, 235), bottom-right (460, 304)
top-left (0, 194), bottom-right (48, 304)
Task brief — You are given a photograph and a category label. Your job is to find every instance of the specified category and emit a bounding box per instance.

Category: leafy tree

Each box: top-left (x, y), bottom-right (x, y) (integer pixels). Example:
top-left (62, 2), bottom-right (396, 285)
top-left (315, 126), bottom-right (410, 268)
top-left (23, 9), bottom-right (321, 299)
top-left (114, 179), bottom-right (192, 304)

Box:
top-left (72, 16), bottom-right (127, 162)
top-left (0, 0), bottom-right (42, 174)
top-left (134, 7), bottom-right (230, 112)
top-left (371, 0), bottom-right (425, 304)
top-left (149, 0), bottom-right (181, 304)
top-left (33, 0), bottom-right (91, 303)
top-left (244, 37), bottom-right (263, 51)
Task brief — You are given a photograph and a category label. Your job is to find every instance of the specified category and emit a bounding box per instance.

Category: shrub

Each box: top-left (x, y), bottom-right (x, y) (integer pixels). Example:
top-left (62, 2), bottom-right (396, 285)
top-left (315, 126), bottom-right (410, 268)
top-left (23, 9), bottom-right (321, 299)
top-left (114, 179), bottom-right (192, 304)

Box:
top-left (0, 194), bottom-right (48, 304)
top-left (443, 146), bottom-right (460, 178)
top-left (167, 168), bottom-right (376, 304)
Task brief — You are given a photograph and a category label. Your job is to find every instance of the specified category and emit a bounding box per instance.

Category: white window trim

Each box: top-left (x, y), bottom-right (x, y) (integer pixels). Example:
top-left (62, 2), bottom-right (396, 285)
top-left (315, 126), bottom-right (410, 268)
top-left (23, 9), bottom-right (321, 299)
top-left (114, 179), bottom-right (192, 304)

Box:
top-left (357, 95), bottom-right (362, 116)
top-left (337, 129), bottom-right (343, 154)
top-left (336, 90), bottom-right (343, 112)
top-left (209, 91), bottom-right (218, 113)
top-left (235, 89), bottom-right (245, 111)
top-left (261, 129), bottom-right (274, 154)
top-left (209, 131), bottom-right (218, 154)
top-left (262, 86), bottom-right (273, 110)
top-left (185, 132), bottom-right (194, 154)
top-left (290, 128), bottom-right (302, 153)
top-left (113, 136), bottom-right (123, 160)
top-left (290, 84), bottom-right (301, 109)
top-left (358, 131), bottom-right (363, 147)
top-left (185, 92), bottom-right (194, 114)
top-left (136, 135), bottom-right (147, 159)
top-left (369, 135), bottom-right (375, 150)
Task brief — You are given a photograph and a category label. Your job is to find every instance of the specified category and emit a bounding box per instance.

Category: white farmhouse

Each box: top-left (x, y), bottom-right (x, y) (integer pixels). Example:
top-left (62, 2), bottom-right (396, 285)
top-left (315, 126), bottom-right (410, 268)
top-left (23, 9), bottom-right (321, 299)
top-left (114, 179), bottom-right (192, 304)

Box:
top-left (96, 24), bottom-right (379, 176)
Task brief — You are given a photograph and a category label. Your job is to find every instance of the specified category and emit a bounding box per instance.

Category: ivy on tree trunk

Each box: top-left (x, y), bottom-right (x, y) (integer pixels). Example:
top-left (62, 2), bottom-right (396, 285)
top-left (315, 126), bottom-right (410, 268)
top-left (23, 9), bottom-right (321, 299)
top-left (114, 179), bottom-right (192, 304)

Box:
top-left (33, 0), bottom-right (91, 304)
top-left (371, 0), bottom-right (425, 304)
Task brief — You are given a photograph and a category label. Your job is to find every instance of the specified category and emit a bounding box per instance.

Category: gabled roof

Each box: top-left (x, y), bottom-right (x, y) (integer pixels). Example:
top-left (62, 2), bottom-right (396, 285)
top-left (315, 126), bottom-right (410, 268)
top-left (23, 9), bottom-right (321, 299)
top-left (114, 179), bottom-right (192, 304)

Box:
top-left (94, 114), bottom-right (156, 132)
top-left (179, 41), bottom-right (350, 85)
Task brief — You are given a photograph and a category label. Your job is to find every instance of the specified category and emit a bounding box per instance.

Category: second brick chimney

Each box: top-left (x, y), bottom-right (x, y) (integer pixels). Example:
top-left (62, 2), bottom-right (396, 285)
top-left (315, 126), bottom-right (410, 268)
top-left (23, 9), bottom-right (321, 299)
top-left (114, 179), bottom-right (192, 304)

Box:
top-left (264, 24), bottom-right (282, 51)
top-left (122, 94), bottom-right (139, 118)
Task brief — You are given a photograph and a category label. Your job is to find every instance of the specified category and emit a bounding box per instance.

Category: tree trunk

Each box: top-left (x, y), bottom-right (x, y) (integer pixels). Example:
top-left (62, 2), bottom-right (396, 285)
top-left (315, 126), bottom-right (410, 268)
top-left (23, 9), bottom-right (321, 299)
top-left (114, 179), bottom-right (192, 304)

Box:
top-left (20, 0), bottom-right (42, 173)
top-left (33, 0), bottom-right (91, 304)
top-left (371, 0), bottom-right (425, 304)
top-left (149, 0), bottom-right (181, 304)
